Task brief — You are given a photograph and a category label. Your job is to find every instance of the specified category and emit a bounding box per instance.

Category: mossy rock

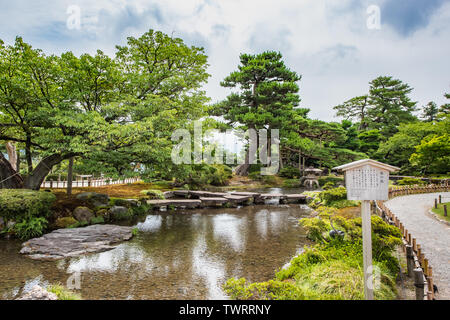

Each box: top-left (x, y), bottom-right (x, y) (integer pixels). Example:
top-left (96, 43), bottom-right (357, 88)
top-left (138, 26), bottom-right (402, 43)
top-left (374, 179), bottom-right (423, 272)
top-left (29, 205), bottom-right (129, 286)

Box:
top-left (55, 217), bottom-right (78, 229)
top-left (73, 206), bottom-right (94, 223)
top-left (139, 189), bottom-right (165, 199)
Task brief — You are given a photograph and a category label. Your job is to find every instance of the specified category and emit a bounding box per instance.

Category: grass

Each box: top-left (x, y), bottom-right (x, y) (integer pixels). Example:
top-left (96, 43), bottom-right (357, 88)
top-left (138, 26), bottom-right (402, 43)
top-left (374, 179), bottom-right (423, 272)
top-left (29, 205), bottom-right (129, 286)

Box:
top-left (47, 284), bottom-right (81, 300)
top-left (431, 202), bottom-right (450, 222)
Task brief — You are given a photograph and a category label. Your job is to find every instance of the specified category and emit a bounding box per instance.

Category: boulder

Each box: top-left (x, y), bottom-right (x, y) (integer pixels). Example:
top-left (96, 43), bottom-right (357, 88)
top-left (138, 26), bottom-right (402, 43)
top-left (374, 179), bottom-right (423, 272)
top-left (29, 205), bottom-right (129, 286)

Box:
top-left (113, 198), bottom-right (139, 208)
top-left (17, 285), bottom-right (58, 300)
top-left (76, 192), bottom-right (109, 207)
top-left (108, 206), bottom-right (130, 220)
top-left (55, 216), bottom-right (78, 228)
top-left (73, 206), bottom-right (94, 223)
top-left (20, 224), bottom-right (134, 260)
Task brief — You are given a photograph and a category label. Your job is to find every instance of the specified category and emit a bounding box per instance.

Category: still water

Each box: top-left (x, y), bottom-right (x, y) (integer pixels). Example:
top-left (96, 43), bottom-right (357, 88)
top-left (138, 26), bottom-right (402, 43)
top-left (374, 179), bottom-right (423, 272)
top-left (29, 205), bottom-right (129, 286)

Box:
top-left (0, 189), bottom-right (312, 300)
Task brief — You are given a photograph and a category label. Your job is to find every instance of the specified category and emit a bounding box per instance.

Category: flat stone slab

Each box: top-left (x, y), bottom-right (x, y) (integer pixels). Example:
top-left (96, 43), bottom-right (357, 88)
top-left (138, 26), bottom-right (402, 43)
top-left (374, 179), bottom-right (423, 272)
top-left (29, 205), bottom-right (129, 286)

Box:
top-left (260, 193), bottom-right (287, 199)
top-left (20, 225), bottom-right (133, 260)
top-left (224, 195), bottom-right (253, 203)
top-left (199, 197), bottom-right (229, 207)
top-left (230, 192), bottom-right (261, 197)
top-left (147, 199), bottom-right (202, 208)
top-left (189, 191), bottom-right (228, 198)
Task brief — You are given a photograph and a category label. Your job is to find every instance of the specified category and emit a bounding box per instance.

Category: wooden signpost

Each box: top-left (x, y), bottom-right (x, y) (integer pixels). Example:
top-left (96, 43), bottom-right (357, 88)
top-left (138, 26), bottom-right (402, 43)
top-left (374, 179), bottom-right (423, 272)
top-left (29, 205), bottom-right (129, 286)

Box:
top-left (333, 159), bottom-right (399, 300)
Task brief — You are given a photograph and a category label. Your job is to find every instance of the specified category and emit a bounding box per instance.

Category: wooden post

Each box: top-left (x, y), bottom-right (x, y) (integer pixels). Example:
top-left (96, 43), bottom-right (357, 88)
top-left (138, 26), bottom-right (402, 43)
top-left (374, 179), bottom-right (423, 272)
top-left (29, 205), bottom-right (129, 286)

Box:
top-left (439, 195), bottom-right (441, 203)
top-left (406, 245), bottom-right (414, 277)
top-left (413, 268), bottom-right (425, 300)
top-left (423, 258), bottom-right (428, 276)
top-left (412, 238), bottom-right (417, 252)
top-left (444, 205), bottom-right (447, 217)
top-left (434, 198), bottom-right (438, 209)
top-left (362, 200), bottom-right (374, 300)
top-left (427, 267), bottom-right (434, 300)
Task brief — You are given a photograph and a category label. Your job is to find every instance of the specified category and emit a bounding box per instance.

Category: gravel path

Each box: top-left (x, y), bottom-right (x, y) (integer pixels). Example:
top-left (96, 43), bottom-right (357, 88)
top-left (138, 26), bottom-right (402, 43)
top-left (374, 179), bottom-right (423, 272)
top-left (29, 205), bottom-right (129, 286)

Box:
top-left (385, 192), bottom-right (450, 300)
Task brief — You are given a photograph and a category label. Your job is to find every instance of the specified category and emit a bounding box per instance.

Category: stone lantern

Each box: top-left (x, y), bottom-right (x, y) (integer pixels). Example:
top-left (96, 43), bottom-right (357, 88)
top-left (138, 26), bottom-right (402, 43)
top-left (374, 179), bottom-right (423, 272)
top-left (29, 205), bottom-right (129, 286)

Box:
top-left (303, 167), bottom-right (323, 189)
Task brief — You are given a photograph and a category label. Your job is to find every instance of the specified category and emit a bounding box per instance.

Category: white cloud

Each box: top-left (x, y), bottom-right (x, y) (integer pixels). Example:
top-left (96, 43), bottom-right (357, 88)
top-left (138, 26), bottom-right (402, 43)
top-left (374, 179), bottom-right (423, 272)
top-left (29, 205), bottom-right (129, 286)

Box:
top-left (0, 0), bottom-right (449, 121)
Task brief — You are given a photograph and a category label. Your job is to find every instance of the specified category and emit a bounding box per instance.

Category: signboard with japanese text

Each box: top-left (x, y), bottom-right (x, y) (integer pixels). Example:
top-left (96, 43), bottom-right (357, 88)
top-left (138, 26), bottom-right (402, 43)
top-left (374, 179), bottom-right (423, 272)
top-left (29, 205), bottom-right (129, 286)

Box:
top-left (345, 164), bottom-right (389, 200)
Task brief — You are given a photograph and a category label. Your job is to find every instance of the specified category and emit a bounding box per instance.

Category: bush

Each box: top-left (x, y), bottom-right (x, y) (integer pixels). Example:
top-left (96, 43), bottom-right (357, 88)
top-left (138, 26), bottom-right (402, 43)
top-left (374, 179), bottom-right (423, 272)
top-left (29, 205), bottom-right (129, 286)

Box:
top-left (13, 217), bottom-right (48, 240)
top-left (248, 172), bottom-right (263, 181)
top-left (90, 216), bottom-right (104, 225)
top-left (322, 182), bottom-right (335, 190)
top-left (397, 177), bottom-right (425, 186)
top-left (279, 166), bottom-right (300, 179)
top-left (0, 189), bottom-right (56, 221)
top-left (282, 179), bottom-right (301, 188)
top-left (318, 186), bottom-right (347, 205)
top-left (223, 278), bottom-right (306, 300)
top-left (318, 175), bottom-right (344, 187)
top-left (139, 189), bottom-right (165, 199)
top-left (47, 284), bottom-right (81, 300)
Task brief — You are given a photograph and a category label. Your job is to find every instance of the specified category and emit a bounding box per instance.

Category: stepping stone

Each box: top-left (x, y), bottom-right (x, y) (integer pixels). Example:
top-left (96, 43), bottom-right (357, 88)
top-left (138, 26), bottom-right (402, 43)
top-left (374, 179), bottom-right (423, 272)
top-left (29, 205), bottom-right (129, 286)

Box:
top-left (172, 190), bottom-right (190, 198)
top-left (284, 194), bottom-right (307, 204)
top-left (147, 199), bottom-right (202, 209)
top-left (224, 195), bottom-right (253, 204)
top-left (20, 225), bottom-right (133, 260)
top-left (189, 191), bottom-right (228, 198)
top-left (199, 197), bottom-right (229, 207)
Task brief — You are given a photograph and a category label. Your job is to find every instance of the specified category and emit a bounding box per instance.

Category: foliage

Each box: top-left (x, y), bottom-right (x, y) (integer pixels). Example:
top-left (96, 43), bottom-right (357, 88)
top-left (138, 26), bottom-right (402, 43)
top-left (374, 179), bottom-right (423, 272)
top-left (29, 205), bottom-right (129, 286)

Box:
top-left (318, 186), bottom-right (347, 205)
top-left (172, 164), bottom-right (232, 188)
top-left (47, 284), bottom-right (81, 300)
top-left (282, 179), bottom-right (302, 188)
top-left (13, 217), bottom-right (48, 240)
top-left (139, 189), bottom-right (165, 199)
top-left (410, 133), bottom-right (450, 174)
top-left (224, 278), bottom-right (306, 300)
top-left (279, 166), bottom-right (301, 179)
top-left (322, 182), bottom-right (336, 190)
top-left (396, 177), bottom-right (424, 186)
top-left (0, 189), bottom-right (56, 220)
top-left (317, 175), bottom-right (344, 187)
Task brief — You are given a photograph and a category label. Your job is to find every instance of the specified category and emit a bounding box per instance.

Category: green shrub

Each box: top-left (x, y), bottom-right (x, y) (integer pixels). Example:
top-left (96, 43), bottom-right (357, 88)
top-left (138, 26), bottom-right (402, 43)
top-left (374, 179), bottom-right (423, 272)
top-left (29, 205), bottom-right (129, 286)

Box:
top-left (318, 175), bottom-right (344, 187)
top-left (223, 278), bottom-right (306, 300)
top-left (47, 284), bottom-right (81, 300)
top-left (397, 177), bottom-right (425, 186)
top-left (139, 189), bottom-right (165, 199)
top-left (318, 186), bottom-right (347, 205)
top-left (13, 217), bottom-right (48, 240)
top-left (279, 166), bottom-right (300, 179)
top-left (248, 172), bottom-right (263, 181)
top-left (0, 189), bottom-right (56, 221)
top-left (282, 179), bottom-right (301, 188)
top-left (322, 182), bottom-right (335, 190)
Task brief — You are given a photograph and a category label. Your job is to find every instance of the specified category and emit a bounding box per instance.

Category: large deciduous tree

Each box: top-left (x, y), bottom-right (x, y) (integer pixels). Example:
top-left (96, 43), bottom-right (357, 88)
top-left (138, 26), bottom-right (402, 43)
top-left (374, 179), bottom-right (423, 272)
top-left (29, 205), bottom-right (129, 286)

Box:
top-left (0, 30), bottom-right (210, 189)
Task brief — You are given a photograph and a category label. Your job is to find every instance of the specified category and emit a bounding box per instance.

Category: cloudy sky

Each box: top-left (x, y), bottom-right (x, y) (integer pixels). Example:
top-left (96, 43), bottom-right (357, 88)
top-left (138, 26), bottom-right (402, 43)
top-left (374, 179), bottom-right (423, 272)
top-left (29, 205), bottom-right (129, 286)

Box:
top-left (1, 0), bottom-right (449, 121)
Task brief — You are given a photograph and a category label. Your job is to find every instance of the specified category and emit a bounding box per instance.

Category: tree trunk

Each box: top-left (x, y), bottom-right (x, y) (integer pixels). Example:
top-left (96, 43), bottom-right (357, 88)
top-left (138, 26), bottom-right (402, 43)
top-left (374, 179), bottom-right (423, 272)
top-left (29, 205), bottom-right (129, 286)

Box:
top-left (25, 134), bottom-right (33, 173)
top-left (235, 149), bottom-right (250, 176)
top-left (6, 142), bottom-right (17, 171)
top-left (23, 153), bottom-right (77, 190)
top-left (16, 149), bottom-right (21, 173)
top-left (0, 152), bottom-right (23, 188)
top-left (67, 157), bottom-right (74, 195)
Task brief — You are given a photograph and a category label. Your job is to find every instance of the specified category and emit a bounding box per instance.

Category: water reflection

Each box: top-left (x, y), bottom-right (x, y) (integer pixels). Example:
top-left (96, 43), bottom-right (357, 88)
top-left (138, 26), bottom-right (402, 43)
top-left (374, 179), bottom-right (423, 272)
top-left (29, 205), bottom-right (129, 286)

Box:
top-left (0, 202), bottom-right (311, 300)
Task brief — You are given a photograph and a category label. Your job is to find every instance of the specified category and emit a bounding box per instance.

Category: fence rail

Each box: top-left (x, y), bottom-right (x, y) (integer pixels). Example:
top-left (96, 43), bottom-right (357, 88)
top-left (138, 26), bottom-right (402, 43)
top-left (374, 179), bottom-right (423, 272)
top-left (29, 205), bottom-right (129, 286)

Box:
top-left (41, 177), bottom-right (141, 189)
top-left (375, 184), bottom-right (450, 300)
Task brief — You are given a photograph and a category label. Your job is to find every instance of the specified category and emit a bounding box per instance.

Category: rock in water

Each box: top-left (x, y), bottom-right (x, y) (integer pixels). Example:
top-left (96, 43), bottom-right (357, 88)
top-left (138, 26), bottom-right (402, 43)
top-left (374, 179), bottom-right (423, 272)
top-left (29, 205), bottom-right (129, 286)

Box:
top-left (17, 285), bottom-right (58, 300)
top-left (20, 224), bottom-right (133, 260)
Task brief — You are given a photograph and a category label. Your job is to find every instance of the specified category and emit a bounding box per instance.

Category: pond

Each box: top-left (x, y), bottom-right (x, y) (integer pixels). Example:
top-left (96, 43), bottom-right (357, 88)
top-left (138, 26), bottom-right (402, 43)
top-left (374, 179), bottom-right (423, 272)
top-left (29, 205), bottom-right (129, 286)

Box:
top-left (0, 188), bottom-right (313, 300)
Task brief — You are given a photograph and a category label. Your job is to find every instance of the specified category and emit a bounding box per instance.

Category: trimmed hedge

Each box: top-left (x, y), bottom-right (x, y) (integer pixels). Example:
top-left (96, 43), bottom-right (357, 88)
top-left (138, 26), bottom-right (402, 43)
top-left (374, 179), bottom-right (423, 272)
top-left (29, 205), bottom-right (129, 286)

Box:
top-left (0, 189), bottom-right (56, 221)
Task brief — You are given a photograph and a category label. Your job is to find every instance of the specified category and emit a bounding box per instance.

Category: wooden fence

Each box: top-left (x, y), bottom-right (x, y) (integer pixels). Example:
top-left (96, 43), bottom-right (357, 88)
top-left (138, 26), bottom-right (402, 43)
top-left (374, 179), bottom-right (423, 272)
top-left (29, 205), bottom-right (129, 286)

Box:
top-left (375, 184), bottom-right (450, 300)
top-left (41, 177), bottom-right (141, 189)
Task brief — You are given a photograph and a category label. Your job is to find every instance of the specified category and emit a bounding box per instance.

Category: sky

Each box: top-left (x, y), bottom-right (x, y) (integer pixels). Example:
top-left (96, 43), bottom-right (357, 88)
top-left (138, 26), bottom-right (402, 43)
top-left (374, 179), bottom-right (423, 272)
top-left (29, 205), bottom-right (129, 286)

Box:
top-left (0, 0), bottom-right (449, 122)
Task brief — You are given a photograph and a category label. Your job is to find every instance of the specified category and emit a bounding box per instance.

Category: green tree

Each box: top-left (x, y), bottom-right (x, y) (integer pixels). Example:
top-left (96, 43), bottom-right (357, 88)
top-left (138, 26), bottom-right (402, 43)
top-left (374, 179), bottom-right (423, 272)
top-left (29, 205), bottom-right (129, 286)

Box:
top-left (410, 134), bottom-right (450, 174)
top-left (367, 76), bottom-right (417, 137)
top-left (357, 130), bottom-right (382, 158)
top-left (377, 122), bottom-right (439, 172)
top-left (333, 95), bottom-right (369, 130)
top-left (421, 101), bottom-right (439, 122)
top-left (213, 51), bottom-right (301, 175)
